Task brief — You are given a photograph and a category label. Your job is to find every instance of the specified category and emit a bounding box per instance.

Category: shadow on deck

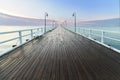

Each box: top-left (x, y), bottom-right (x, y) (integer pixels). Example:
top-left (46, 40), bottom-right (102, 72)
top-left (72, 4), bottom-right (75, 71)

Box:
top-left (0, 27), bottom-right (120, 80)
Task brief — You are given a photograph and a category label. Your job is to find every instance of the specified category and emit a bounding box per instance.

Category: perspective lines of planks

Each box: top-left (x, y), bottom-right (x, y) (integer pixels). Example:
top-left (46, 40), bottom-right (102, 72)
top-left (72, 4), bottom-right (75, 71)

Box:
top-left (0, 27), bottom-right (120, 80)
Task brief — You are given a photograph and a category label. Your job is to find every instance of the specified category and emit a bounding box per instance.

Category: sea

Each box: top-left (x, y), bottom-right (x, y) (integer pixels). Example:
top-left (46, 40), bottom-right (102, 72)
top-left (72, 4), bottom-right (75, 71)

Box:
top-left (0, 26), bottom-right (120, 56)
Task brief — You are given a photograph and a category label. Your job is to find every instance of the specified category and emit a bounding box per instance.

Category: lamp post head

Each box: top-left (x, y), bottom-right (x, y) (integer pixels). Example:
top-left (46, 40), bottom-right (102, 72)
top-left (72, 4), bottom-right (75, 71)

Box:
top-left (72, 12), bottom-right (76, 32)
top-left (72, 12), bottom-right (76, 17)
top-left (72, 13), bottom-right (75, 17)
top-left (45, 12), bottom-right (48, 17)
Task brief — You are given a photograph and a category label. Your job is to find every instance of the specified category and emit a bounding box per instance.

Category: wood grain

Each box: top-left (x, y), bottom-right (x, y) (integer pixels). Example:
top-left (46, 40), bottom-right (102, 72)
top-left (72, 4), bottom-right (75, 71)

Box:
top-left (0, 27), bottom-right (120, 80)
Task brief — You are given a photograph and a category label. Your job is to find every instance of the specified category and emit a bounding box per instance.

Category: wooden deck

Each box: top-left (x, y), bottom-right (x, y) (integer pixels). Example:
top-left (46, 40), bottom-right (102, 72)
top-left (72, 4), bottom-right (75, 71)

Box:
top-left (0, 27), bottom-right (120, 80)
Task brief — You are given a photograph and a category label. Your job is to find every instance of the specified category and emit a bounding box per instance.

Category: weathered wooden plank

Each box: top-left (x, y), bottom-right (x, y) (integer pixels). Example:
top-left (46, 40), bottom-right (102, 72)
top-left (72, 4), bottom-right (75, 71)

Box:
top-left (0, 27), bottom-right (120, 80)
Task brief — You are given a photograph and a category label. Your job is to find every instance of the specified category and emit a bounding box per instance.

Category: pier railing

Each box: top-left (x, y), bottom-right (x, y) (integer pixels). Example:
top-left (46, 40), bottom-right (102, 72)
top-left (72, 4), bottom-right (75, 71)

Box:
top-left (0, 28), bottom-right (42, 45)
top-left (0, 26), bottom-right (55, 56)
top-left (66, 27), bottom-right (120, 52)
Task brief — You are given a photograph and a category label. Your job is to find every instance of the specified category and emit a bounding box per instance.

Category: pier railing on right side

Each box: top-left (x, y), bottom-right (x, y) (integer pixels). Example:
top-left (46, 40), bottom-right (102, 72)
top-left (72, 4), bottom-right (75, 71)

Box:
top-left (65, 27), bottom-right (120, 53)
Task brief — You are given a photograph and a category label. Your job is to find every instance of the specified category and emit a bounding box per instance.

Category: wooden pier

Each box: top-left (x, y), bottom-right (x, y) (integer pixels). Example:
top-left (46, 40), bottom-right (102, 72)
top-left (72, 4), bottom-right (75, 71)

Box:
top-left (0, 27), bottom-right (120, 80)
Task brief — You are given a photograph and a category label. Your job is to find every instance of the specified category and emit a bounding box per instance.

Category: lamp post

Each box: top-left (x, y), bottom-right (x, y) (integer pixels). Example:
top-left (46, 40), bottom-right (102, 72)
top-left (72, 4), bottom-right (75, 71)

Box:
top-left (45, 12), bottom-right (48, 33)
top-left (72, 12), bottom-right (76, 32)
top-left (52, 20), bottom-right (55, 28)
top-left (64, 20), bottom-right (67, 27)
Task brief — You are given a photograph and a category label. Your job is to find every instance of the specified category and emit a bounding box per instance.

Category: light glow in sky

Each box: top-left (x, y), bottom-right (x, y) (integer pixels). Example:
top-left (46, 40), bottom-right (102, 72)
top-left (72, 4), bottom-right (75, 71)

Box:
top-left (0, 0), bottom-right (119, 21)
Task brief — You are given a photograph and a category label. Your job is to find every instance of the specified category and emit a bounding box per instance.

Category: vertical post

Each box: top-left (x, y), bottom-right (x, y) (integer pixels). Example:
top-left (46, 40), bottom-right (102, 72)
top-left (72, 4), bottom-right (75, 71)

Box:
top-left (66, 21), bottom-right (67, 27)
top-left (72, 12), bottom-right (76, 32)
top-left (19, 31), bottom-right (22, 45)
top-left (44, 12), bottom-right (48, 33)
top-left (31, 29), bottom-right (33, 39)
top-left (101, 31), bottom-right (104, 43)
top-left (84, 29), bottom-right (86, 36)
top-left (64, 20), bottom-right (67, 27)
top-left (41, 28), bottom-right (43, 33)
top-left (45, 16), bottom-right (46, 33)
top-left (37, 28), bottom-right (39, 31)
top-left (79, 28), bottom-right (80, 34)
top-left (83, 29), bottom-right (85, 35)
top-left (52, 20), bottom-right (55, 29)
top-left (37, 28), bottom-right (39, 36)
top-left (89, 29), bottom-right (91, 38)
top-left (75, 13), bottom-right (76, 32)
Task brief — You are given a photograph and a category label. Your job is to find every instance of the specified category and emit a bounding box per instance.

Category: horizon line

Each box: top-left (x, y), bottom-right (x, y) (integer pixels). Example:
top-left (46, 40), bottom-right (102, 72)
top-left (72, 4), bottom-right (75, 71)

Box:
top-left (0, 12), bottom-right (119, 22)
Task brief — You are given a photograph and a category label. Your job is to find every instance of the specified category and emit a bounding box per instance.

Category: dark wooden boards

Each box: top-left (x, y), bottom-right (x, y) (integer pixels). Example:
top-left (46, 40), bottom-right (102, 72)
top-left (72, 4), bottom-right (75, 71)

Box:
top-left (0, 27), bottom-right (120, 80)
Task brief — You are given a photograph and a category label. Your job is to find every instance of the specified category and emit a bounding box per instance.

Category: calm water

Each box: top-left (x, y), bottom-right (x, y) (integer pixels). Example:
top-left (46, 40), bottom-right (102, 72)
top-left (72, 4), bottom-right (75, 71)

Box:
top-left (0, 26), bottom-right (120, 56)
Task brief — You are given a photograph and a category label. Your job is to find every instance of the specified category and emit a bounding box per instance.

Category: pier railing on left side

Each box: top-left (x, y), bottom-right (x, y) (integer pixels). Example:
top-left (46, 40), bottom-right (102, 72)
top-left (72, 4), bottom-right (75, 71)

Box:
top-left (0, 26), bottom-right (55, 56)
top-left (0, 28), bottom-right (42, 45)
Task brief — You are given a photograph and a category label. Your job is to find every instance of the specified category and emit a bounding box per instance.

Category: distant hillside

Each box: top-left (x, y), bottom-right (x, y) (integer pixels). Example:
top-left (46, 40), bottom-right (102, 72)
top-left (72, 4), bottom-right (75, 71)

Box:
top-left (0, 13), bottom-right (52, 26)
top-left (78, 18), bottom-right (120, 27)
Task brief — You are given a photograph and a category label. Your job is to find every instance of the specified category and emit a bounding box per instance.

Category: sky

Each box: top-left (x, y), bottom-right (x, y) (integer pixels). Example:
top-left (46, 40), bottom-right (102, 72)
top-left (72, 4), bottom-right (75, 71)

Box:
top-left (0, 0), bottom-right (119, 21)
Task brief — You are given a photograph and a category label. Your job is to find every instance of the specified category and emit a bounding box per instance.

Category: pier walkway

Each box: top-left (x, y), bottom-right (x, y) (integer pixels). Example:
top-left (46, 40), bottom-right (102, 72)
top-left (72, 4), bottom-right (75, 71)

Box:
top-left (0, 27), bottom-right (120, 80)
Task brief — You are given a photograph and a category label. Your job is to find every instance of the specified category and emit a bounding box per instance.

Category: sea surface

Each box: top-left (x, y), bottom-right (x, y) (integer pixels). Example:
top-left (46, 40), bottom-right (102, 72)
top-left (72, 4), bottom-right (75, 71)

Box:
top-left (0, 26), bottom-right (120, 56)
